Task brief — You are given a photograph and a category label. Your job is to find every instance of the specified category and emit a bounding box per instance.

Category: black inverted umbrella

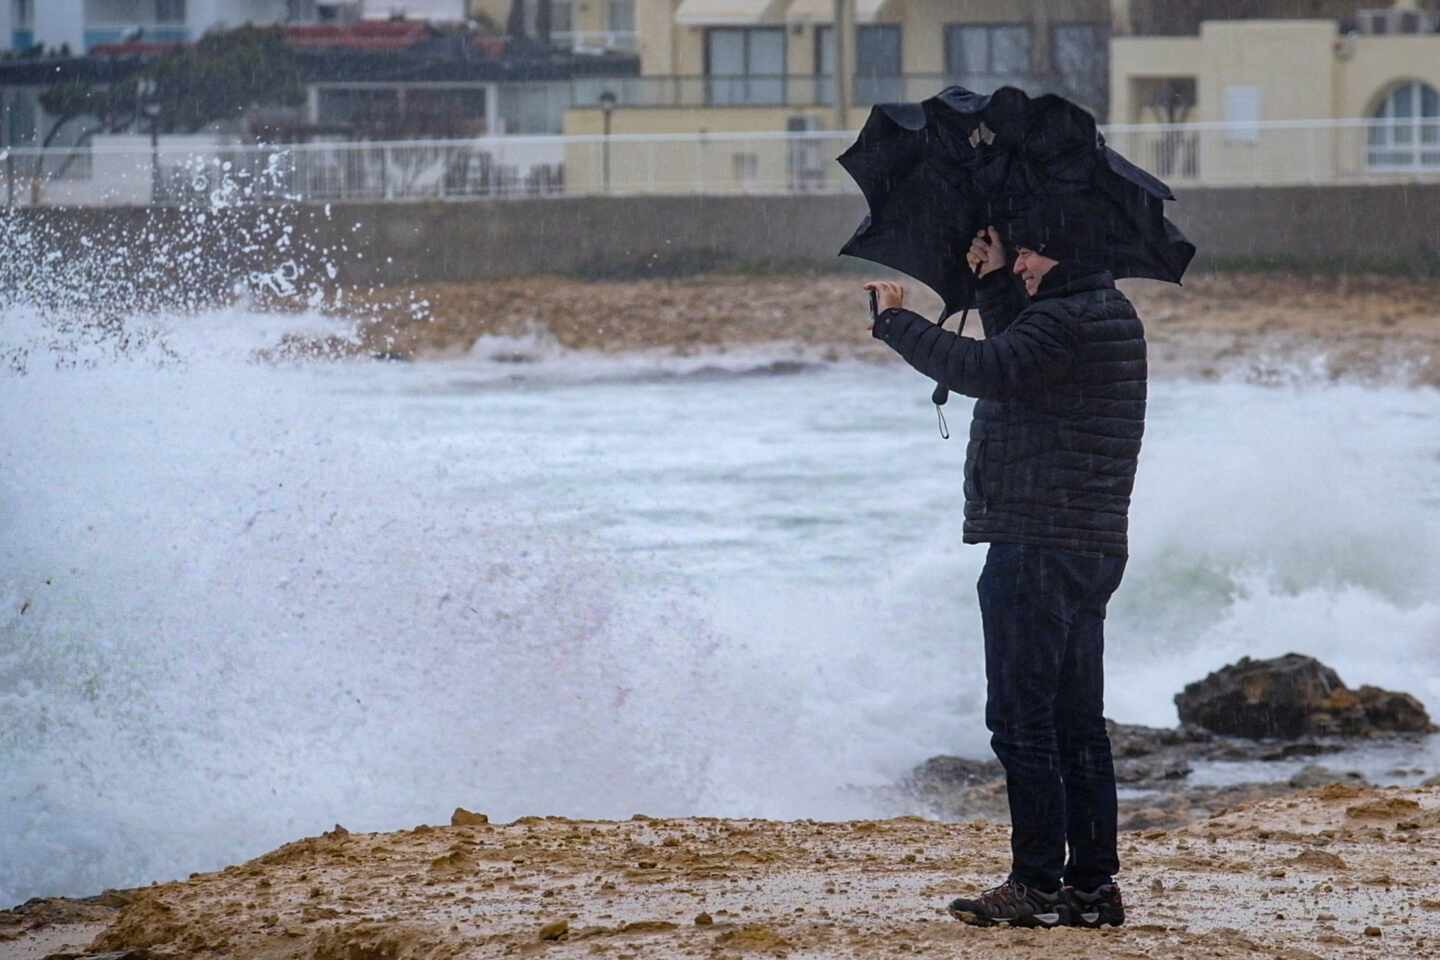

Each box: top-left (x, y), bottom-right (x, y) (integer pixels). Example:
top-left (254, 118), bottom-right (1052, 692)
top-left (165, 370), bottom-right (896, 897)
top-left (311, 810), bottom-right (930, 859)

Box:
top-left (838, 85), bottom-right (1196, 319)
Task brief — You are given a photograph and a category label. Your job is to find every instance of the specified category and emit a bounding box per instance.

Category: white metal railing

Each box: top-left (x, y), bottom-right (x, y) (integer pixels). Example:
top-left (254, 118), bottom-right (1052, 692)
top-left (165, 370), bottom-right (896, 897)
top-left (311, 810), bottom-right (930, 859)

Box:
top-left (552, 29), bottom-right (638, 54)
top-left (2, 119), bottom-right (1438, 208)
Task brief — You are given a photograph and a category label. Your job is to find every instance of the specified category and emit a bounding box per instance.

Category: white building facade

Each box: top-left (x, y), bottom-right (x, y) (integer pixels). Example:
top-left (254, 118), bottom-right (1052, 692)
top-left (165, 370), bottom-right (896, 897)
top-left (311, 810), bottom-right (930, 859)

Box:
top-left (1, 1), bottom-right (467, 54)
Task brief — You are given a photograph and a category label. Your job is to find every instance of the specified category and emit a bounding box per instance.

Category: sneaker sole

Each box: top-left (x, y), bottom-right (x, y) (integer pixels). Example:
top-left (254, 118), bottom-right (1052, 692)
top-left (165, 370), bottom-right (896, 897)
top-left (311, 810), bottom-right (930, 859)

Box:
top-left (947, 905), bottom-right (1065, 929)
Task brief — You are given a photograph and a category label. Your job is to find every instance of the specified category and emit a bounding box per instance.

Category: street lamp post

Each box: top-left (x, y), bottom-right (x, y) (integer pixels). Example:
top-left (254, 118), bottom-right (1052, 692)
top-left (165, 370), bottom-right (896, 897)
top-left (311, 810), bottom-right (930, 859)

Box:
top-left (136, 78), bottom-right (162, 204)
top-left (598, 89), bottom-right (617, 194)
top-left (832, 0), bottom-right (848, 130)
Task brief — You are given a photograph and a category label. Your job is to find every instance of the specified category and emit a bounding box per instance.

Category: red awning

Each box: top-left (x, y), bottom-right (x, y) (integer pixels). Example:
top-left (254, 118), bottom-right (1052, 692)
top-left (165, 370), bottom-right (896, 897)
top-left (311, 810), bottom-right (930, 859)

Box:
top-left (285, 21), bottom-right (434, 50)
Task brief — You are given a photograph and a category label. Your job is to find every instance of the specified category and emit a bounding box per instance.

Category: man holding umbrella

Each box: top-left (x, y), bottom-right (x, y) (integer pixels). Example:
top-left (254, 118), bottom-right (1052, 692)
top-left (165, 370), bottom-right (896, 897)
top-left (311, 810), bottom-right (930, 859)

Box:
top-left (864, 202), bottom-right (1137, 929)
top-left (842, 86), bottom-right (1193, 932)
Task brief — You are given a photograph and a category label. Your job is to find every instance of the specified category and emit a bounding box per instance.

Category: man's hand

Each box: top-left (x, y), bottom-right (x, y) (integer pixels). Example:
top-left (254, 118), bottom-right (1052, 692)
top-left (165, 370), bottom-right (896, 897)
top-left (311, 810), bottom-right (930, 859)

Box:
top-left (863, 280), bottom-right (906, 315)
top-left (966, 226), bottom-right (1006, 278)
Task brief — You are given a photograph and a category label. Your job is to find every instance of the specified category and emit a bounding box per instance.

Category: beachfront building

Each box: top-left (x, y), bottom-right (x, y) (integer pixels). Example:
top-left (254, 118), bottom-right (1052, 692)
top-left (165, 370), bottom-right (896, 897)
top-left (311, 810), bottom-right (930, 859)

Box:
top-left (0, 1), bottom-right (469, 55)
top-left (554, 0), bottom-right (1111, 192)
top-left (0, 14), bottom-right (638, 205)
top-left (470, 0), bottom-right (639, 54)
top-left (1109, 2), bottom-right (1440, 183)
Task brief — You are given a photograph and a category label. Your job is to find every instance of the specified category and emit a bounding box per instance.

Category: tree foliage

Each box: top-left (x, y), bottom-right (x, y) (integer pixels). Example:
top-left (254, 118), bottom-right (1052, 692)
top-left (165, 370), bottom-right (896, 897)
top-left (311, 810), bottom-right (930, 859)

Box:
top-left (38, 25), bottom-right (304, 144)
top-left (142, 25), bottom-right (305, 133)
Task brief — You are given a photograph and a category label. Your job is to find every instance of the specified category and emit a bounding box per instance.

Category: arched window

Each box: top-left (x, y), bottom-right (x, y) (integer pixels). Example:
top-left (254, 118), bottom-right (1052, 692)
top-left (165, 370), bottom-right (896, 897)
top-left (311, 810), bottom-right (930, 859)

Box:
top-left (1368, 81), bottom-right (1440, 169)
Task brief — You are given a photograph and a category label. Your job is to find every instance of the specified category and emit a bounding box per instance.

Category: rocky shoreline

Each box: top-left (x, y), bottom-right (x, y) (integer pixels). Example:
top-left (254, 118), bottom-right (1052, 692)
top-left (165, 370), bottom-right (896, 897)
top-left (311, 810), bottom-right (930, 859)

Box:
top-left (903, 654), bottom-right (1438, 832)
top-left (5, 655), bottom-right (1435, 959)
top-left (6, 785), bottom-right (1440, 960)
top-left (905, 722), bottom-right (1439, 833)
top-left (277, 270), bottom-right (1440, 387)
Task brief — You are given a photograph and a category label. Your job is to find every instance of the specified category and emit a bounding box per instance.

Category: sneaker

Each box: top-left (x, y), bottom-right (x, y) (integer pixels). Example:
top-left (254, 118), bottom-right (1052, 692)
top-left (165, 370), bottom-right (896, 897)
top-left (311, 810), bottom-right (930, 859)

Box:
top-left (946, 877), bottom-right (1069, 928)
top-left (1062, 882), bottom-right (1125, 928)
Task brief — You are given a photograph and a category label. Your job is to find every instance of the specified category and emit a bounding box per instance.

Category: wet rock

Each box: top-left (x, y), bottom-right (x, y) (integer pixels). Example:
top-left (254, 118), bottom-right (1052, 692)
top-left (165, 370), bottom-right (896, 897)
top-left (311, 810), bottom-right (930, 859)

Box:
top-left (905, 755), bottom-right (1003, 790)
top-left (1115, 782), bottom-right (1294, 832)
top-left (1345, 797), bottom-right (1421, 820)
top-left (450, 808), bottom-right (489, 827)
top-left (1107, 721), bottom-right (1214, 758)
top-left (1258, 741), bottom-right (1347, 761)
top-left (1174, 654), bottom-right (1435, 739)
top-left (1115, 756), bottom-right (1192, 784)
top-left (0, 894), bottom-right (130, 929)
top-left (716, 925), bottom-right (791, 952)
top-left (1287, 765), bottom-right (1368, 790)
top-left (899, 757), bottom-right (1009, 821)
top-left (1354, 686), bottom-right (1436, 735)
top-left (1286, 849), bottom-right (1348, 871)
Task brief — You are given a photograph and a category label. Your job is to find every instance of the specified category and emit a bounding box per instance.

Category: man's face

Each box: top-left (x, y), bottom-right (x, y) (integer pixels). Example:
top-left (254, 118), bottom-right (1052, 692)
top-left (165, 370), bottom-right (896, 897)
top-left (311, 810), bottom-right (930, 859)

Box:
top-left (1013, 247), bottom-right (1059, 296)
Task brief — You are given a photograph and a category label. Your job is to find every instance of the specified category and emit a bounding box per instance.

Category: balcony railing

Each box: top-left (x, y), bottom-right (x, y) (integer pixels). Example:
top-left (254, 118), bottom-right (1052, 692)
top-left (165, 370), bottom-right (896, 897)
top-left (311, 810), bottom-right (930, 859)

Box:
top-left (6, 120), bottom-right (1438, 208)
top-left (552, 30), bottom-right (638, 54)
top-left (570, 73), bottom-right (1084, 109)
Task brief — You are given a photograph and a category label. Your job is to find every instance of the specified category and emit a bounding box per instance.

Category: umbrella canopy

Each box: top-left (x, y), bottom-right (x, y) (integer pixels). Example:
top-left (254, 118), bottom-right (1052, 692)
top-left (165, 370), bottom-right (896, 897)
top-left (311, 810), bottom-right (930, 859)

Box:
top-left (837, 85), bottom-right (1196, 320)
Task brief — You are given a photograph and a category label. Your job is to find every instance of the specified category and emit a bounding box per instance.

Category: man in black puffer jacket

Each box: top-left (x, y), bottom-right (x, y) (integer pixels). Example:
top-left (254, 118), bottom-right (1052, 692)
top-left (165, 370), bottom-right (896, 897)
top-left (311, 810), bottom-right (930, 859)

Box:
top-left (864, 204), bottom-right (1142, 931)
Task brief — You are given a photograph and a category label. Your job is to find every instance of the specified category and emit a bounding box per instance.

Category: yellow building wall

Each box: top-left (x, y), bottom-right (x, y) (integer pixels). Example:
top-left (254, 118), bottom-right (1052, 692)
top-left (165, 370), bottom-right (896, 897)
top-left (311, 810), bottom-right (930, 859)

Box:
top-left (1108, 36), bottom-right (1203, 123)
top-left (470, 0), bottom-right (509, 29)
top-left (636, 0), bottom-right (677, 73)
top-left (1193, 21), bottom-right (1337, 182)
top-left (1109, 19), bottom-right (1440, 185)
top-left (1337, 34), bottom-right (1440, 117)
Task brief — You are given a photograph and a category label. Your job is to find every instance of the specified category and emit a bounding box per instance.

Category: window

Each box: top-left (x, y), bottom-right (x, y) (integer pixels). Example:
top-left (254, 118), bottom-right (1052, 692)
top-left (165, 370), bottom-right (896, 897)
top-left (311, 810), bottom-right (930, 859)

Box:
top-left (156, 0), bottom-right (186, 23)
top-left (705, 28), bottom-right (786, 105)
top-left (813, 25), bottom-right (902, 104)
top-left (855, 24), bottom-right (902, 103)
top-left (814, 25), bottom-right (836, 106)
top-left (1222, 85), bottom-right (1261, 144)
top-left (1052, 23), bottom-right (1107, 114)
top-left (607, 0), bottom-right (633, 33)
top-left (603, 0), bottom-right (635, 50)
top-left (550, 0), bottom-right (573, 36)
top-left (945, 24), bottom-right (1032, 79)
top-left (1368, 81), bottom-right (1440, 169)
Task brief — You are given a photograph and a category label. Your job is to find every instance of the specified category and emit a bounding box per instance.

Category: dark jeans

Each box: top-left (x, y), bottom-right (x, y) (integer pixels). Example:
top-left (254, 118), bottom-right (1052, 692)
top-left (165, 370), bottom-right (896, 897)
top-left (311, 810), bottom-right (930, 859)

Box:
top-left (978, 541), bottom-right (1125, 892)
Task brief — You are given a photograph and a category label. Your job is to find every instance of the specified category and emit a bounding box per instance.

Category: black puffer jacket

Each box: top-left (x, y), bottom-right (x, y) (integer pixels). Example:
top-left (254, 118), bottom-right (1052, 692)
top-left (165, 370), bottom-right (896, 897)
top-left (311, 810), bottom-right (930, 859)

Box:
top-left (872, 268), bottom-right (1146, 556)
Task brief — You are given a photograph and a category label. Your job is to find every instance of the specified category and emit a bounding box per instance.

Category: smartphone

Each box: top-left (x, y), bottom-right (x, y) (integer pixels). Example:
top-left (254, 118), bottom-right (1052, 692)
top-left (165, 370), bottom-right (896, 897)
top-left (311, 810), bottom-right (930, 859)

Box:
top-left (868, 287), bottom-right (879, 321)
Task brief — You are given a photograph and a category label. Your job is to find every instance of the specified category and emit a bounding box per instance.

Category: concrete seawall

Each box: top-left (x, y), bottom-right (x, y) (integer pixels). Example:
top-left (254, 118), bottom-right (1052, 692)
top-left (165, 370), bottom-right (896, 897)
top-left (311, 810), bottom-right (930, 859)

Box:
top-left (6, 185), bottom-right (1439, 291)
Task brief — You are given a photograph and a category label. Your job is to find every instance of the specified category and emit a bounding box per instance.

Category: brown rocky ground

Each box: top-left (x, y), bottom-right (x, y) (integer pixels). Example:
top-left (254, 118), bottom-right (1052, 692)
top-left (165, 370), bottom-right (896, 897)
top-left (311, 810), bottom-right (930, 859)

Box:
top-left (290, 271), bottom-right (1440, 386)
top-left (8, 785), bottom-right (1438, 960)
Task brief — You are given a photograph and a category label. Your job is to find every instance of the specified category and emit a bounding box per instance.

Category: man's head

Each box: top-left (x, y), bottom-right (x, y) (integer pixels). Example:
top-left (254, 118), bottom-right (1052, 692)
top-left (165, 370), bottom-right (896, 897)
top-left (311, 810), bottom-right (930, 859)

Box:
top-left (1003, 200), bottom-right (1107, 294)
top-left (1012, 246), bottom-right (1058, 296)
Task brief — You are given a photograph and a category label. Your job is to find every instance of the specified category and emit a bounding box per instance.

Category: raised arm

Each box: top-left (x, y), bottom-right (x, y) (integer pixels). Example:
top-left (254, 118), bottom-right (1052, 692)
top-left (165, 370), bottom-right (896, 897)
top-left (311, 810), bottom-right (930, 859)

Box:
top-left (872, 304), bottom-right (1078, 400)
top-left (966, 226), bottom-right (1028, 336)
top-left (975, 270), bottom-right (1029, 337)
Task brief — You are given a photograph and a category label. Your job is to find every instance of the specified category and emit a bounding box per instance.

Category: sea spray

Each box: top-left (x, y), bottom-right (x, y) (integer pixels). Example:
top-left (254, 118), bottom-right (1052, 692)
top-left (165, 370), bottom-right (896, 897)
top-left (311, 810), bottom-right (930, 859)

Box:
top-left (0, 149), bottom-right (427, 372)
top-left (2, 173), bottom-right (1439, 904)
top-left (4, 343), bottom-right (1440, 905)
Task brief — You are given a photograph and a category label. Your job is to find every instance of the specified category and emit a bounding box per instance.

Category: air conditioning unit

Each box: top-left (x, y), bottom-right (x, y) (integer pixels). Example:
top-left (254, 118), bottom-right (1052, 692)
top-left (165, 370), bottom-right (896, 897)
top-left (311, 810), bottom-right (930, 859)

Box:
top-left (1353, 9), bottom-right (1440, 35)
top-left (786, 114), bottom-right (827, 192)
